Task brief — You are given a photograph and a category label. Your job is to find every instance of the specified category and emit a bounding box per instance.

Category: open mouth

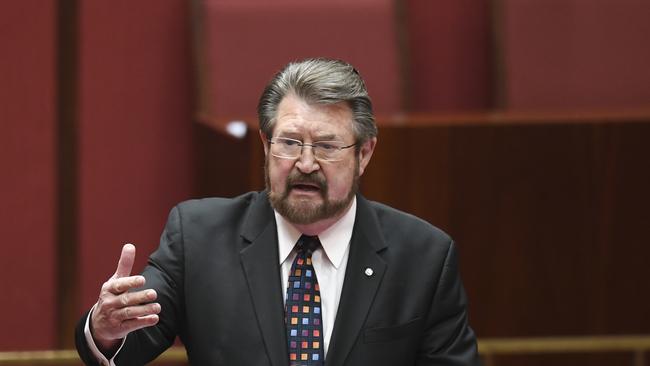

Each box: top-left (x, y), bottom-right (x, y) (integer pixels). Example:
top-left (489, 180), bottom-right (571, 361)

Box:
top-left (291, 183), bottom-right (321, 192)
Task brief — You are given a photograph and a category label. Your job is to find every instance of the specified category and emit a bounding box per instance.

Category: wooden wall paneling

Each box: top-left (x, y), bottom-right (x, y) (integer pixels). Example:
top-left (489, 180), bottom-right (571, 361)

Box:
top-left (56, 0), bottom-right (80, 348)
top-left (248, 131), bottom-right (266, 192)
top-left (450, 123), bottom-right (604, 336)
top-left (361, 117), bottom-right (650, 347)
top-left (194, 124), bottom-right (261, 198)
top-left (493, 352), bottom-right (633, 366)
top-left (361, 126), bottom-right (452, 231)
top-left (361, 128), bottom-right (413, 212)
top-left (599, 122), bottom-right (650, 333)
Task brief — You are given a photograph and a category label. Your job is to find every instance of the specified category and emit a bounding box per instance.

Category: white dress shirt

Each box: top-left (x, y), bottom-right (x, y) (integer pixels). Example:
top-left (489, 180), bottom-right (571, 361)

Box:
top-left (85, 197), bottom-right (356, 364)
top-left (275, 197), bottom-right (355, 357)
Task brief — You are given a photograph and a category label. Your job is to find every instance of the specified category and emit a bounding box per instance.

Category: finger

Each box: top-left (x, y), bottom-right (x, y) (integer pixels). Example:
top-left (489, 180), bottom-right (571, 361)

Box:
top-left (114, 289), bottom-right (158, 308)
top-left (117, 302), bottom-right (161, 321)
top-left (105, 275), bottom-right (146, 294)
top-left (104, 289), bottom-right (156, 311)
top-left (119, 314), bottom-right (160, 334)
top-left (115, 243), bottom-right (136, 278)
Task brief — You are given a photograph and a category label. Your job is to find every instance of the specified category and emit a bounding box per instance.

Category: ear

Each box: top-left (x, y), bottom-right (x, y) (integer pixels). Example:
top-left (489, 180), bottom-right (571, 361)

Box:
top-left (259, 130), bottom-right (269, 156)
top-left (357, 137), bottom-right (377, 176)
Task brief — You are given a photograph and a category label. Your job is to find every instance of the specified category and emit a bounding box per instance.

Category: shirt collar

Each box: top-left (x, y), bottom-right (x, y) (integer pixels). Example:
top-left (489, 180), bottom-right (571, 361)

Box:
top-left (276, 197), bottom-right (356, 269)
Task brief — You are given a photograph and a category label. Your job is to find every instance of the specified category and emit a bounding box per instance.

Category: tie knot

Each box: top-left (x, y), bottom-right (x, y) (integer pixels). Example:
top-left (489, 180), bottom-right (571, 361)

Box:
top-left (298, 235), bottom-right (321, 255)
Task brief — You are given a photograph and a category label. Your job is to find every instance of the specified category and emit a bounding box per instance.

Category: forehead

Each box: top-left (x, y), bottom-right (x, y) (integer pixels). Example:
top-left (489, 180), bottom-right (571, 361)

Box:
top-left (273, 94), bottom-right (354, 139)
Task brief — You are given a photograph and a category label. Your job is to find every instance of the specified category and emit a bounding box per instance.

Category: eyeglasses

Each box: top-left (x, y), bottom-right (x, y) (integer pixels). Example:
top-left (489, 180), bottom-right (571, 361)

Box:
top-left (268, 137), bottom-right (356, 162)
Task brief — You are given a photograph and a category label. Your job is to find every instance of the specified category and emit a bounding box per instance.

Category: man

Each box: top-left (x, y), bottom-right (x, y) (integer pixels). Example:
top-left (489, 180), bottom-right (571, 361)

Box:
top-left (75, 58), bottom-right (479, 365)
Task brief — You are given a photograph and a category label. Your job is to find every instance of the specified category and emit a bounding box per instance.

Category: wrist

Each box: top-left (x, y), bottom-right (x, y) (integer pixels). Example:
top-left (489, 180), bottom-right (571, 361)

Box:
top-left (89, 314), bottom-right (122, 357)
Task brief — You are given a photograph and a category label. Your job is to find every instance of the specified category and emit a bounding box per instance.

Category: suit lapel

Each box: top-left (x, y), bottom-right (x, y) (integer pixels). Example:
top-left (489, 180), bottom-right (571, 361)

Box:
top-left (239, 192), bottom-right (289, 366)
top-left (326, 196), bottom-right (388, 366)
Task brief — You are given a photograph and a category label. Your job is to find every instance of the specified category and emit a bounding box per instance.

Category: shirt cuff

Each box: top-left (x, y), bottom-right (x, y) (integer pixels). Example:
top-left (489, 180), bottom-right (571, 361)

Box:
top-left (84, 303), bottom-right (127, 366)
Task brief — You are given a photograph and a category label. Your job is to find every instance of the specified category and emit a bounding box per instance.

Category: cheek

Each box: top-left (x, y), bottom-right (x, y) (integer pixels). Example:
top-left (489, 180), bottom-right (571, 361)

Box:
top-left (268, 160), bottom-right (292, 188)
top-left (325, 167), bottom-right (354, 197)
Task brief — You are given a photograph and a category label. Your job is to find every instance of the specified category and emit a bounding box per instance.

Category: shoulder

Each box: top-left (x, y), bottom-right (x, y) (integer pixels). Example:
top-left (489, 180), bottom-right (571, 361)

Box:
top-left (360, 196), bottom-right (453, 255)
top-left (170, 191), bottom-right (265, 228)
top-left (367, 198), bottom-right (450, 239)
top-left (176, 191), bottom-right (261, 213)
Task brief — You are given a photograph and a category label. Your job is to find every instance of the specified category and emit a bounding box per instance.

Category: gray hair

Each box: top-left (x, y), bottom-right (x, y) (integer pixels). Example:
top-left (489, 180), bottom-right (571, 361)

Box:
top-left (257, 58), bottom-right (377, 144)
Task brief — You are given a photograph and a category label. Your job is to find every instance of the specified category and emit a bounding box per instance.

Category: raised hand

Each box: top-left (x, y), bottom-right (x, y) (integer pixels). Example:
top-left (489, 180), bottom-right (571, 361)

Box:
top-left (90, 244), bottom-right (161, 352)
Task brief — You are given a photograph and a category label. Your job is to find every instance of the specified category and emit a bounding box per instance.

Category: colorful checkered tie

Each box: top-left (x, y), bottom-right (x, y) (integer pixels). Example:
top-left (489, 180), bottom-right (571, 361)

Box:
top-left (285, 235), bottom-right (324, 365)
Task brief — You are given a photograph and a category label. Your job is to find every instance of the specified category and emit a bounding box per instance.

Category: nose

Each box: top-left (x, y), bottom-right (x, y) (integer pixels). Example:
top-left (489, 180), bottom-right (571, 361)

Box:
top-left (294, 145), bottom-right (320, 174)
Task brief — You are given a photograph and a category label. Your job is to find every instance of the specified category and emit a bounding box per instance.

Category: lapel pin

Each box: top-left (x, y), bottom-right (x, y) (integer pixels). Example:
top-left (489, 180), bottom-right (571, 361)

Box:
top-left (364, 267), bottom-right (374, 277)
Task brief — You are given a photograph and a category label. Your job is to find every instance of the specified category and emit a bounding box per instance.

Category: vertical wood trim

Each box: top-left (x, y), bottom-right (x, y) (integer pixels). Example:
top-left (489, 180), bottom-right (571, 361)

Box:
top-left (489, 0), bottom-right (507, 109)
top-left (392, 0), bottom-right (412, 112)
top-left (190, 0), bottom-right (213, 125)
top-left (249, 131), bottom-right (266, 191)
top-left (56, 0), bottom-right (79, 349)
top-left (634, 350), bottom-right (645, 366)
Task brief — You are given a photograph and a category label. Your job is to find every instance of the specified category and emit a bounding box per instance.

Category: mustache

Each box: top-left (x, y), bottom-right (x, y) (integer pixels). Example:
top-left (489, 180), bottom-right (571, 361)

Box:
top-left (285, 171), bottom-right (327, 191)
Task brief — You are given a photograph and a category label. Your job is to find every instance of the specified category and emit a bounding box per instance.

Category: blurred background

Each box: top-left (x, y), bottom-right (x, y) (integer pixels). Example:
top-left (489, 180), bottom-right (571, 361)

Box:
top-left (2, 0), bottom-right (650, 365)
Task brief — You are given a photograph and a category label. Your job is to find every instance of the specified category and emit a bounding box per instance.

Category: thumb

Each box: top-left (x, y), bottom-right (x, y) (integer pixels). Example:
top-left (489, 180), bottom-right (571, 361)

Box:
top-left (114, 243), bottom-right (136, 278)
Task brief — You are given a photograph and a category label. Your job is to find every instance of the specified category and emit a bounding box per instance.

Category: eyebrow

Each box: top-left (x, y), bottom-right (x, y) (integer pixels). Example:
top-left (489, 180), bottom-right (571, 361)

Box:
top-left (313, 134), bottom-right (341, 141)
top-left (275, 132), bottom-right (343, 141)
top-left (275, 131), bottom-right (302, 139)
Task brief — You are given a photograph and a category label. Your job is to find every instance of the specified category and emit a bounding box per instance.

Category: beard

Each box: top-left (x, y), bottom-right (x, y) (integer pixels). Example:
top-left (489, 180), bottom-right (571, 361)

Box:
top-left (265, 157), bottom-right (359, 225)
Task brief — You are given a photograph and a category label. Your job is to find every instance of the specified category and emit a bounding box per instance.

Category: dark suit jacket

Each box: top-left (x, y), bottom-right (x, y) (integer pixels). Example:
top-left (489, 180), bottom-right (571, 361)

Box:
top-left (76, 191), bottom-right (479, 365)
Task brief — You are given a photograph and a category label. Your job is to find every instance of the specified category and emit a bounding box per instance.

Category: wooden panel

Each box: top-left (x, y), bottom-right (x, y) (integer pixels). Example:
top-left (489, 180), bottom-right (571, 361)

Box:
top-left (194, 123), bottom-right (265, 198)
top-left (492, 352), bottom-right (632, 366)
top-left (0, 0), bottom-right (58, 350)
top-left (199, 112), bottom-right (650, 353)
top-left (201, 111), bottom-right (650, 346)
top-left (360, 116), bottom-right (650, 349)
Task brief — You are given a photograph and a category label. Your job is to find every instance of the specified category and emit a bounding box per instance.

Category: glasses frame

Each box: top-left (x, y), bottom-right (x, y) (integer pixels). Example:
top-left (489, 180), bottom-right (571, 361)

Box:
top-left (267, 137), bottom-right (357, 162)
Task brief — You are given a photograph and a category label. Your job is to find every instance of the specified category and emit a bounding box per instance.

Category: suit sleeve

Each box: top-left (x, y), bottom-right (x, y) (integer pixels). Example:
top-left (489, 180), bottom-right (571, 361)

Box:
top-left (416, 240), bottom-right (480, 366)
top-left (75, 206), bottom-right (186, 366)
top-left (74, 309), bottom-right (103, 366)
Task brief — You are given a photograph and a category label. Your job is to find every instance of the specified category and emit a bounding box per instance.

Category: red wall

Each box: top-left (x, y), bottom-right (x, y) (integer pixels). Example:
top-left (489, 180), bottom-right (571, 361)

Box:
top-left (0, 0), bottom-right (58, 350)
top-left (405, 0), bottom-right (493, 111)
top-left (503, 0), bottom-right (650, 109)
top-left (3, 0), bottom-right (650, 354)
top-left (200, 0), bottom-right (401, 127)
top-left (77, 0), bottom-right (195, 312)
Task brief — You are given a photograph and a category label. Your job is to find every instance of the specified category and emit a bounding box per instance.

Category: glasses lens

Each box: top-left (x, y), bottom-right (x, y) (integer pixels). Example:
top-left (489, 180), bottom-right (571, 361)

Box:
top-left (313, 141), bottom-right (345, 161)
top-left (272, 137), bottom-right (301, 158)
top-left (270, 138), bottom-right (350, 161)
